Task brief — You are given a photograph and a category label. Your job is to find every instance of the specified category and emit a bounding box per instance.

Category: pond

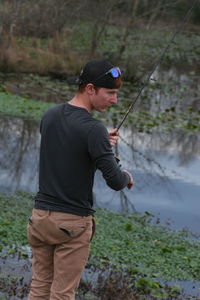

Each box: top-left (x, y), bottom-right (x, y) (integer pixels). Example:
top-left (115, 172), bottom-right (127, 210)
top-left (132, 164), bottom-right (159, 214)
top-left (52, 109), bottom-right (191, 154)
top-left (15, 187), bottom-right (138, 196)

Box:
top-left (0, 115), bottom-right (199, 234)
top-left (0, 65), bottom-right (200, 234)
top-left (0, 66), bottom-right (200, 299)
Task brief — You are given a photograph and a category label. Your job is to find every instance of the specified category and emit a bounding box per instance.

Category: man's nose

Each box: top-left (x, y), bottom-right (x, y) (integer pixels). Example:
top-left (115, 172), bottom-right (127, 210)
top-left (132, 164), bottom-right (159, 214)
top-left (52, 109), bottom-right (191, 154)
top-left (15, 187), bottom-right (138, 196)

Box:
top-left (110, 94), bottom-right (117, 104)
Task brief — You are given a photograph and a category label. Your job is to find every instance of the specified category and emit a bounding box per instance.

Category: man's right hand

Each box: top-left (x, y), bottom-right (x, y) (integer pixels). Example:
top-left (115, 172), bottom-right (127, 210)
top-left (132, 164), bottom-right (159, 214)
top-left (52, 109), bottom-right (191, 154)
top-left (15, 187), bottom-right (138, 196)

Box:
top-left (123, 170), bottom-right (134, 189)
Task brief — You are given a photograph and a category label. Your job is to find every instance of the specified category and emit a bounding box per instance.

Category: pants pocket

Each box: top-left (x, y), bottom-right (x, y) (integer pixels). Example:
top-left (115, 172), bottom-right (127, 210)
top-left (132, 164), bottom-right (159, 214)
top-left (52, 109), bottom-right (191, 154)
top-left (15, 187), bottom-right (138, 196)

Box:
top-left (58, 223), bottom-right (86, 239)
top-left (90, 218), bottom-right (96, 242)
top-left (27, 221), bottom-right (44, 247)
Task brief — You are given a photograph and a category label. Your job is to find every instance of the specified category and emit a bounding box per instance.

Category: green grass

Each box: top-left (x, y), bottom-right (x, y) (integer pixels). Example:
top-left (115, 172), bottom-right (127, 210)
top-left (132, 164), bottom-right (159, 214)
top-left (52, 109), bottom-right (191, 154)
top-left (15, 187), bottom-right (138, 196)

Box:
top-left (0, 192), bottom-right (34, 248)
top-left (91, 210), bottom-right (200, 281)
top-left (0, 92), bottom-right (55, 121)
top-left (0, 192), bottom-right (200, 282)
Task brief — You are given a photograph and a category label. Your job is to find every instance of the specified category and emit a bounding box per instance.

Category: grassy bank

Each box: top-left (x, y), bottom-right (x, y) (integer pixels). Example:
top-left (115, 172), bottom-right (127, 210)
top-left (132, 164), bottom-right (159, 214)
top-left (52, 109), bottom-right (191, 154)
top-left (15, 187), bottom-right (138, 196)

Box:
top-left (1, 191), bottom-right (200, 282)
top-left (0, 92), bottom-right (54, 121)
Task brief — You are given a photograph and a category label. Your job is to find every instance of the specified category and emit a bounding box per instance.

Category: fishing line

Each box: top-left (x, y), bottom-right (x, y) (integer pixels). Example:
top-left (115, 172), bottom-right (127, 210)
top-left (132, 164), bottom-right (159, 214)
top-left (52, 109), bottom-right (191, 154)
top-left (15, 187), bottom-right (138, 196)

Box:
top-left (117, 0), bottom-right (199, 130)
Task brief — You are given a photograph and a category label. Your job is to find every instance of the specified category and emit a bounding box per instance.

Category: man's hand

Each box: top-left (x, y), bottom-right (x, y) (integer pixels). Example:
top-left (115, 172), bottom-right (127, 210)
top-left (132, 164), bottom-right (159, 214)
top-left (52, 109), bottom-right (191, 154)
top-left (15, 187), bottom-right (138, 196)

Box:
top-left (123, 170), bottom-right (134, 189)
top-left (108, 128), bottom-right (119, 147)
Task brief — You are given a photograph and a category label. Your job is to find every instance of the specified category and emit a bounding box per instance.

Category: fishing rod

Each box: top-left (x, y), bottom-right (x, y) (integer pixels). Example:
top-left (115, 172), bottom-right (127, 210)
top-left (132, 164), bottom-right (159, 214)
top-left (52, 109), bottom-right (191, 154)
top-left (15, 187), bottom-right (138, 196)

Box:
top-left (116, 0), bottom-right (199, 131)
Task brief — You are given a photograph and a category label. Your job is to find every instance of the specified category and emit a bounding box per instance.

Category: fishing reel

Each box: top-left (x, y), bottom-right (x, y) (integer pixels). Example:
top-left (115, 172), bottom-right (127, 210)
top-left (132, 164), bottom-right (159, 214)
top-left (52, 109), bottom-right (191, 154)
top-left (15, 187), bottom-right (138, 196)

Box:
top-left (115, 155), bottom-right (121, 166)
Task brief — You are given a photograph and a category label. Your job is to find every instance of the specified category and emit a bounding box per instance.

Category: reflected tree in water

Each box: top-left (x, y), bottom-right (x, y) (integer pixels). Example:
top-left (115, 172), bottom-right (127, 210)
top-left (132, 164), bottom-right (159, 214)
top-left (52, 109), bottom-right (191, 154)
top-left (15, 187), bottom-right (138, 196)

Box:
top-left (0, 116), bottom-right (199, 214)
top-left (105, 124), bottom-right (200, 213)
top-left (0, 117), bottom-right (40, 192)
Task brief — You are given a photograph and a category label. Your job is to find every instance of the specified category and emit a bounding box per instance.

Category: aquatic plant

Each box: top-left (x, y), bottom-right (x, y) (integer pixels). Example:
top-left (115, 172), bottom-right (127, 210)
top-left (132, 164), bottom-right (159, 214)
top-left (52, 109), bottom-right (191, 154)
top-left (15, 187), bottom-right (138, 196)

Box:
top-left (0, 92), bottom-right (55, 121)
top-left (1, 192), bottom-right (200, 283)
top-left (0, 91), bottom-right (199, 133)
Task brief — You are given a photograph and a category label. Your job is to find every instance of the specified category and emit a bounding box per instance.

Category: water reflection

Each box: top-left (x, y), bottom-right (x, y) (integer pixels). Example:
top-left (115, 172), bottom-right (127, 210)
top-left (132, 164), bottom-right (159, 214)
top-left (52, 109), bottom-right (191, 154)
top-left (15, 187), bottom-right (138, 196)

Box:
top-left (95, 128), bottom-right (200, 232)
top-left (0, 117), bottom-right (40, 193)
top-left (0, 116), bottom-right (200, 232)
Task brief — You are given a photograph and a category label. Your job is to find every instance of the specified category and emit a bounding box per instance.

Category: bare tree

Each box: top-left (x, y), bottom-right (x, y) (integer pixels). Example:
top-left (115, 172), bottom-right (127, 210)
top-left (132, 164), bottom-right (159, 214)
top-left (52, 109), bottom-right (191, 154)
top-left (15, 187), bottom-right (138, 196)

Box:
top-left (0, 0), bottom-right (21, 69)
top-left (116, 0), bottom-right (139, 60)
top-left (85, 0), bottom-right (119, 58)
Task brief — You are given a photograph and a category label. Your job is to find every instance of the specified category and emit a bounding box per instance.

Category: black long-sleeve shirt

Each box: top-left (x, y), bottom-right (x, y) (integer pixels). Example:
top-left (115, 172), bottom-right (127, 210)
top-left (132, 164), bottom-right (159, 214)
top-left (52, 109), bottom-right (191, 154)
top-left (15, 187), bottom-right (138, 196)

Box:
top-left (35, 103), bottom-right (130, 216)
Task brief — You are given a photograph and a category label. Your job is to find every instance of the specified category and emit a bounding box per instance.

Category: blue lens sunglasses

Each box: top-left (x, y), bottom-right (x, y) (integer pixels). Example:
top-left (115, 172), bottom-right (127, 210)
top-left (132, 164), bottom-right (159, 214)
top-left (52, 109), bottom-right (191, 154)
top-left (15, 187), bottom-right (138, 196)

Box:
top-left (93, 67), bottom-right (121, 83)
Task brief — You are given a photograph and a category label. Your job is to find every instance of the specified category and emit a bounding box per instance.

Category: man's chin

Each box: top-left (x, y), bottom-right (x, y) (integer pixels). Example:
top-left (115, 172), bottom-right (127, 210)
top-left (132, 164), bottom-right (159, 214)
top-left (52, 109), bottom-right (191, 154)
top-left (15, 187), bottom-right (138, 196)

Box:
top-left (97, 108), bottom-right (106, 112)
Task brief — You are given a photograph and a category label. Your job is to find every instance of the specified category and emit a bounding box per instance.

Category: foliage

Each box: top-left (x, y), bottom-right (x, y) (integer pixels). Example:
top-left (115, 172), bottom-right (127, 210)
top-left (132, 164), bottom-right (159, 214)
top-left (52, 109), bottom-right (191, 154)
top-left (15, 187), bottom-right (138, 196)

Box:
top-left (1, 192), bottom-right (200, 284)
top-left (0, 92), bottom-right (55, 121)
top-left (0, 0), bottom-right (200, 77)
top-left (91, 209), bottom-right (200, 281)
top-left (0, 192), bottom-right (34, 249)
top-left (0, 85), bottom-right (199, 132)
top-left (0, 72), bottom-right (77, 104)
top-left (79, 268), bottom-right (185, 300)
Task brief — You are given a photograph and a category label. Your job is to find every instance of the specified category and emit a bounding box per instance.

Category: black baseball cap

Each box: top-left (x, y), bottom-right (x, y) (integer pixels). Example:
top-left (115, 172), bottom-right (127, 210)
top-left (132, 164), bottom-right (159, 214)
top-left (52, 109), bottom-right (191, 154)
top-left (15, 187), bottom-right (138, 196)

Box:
top-left (68, 60), bottom-right (122, 89)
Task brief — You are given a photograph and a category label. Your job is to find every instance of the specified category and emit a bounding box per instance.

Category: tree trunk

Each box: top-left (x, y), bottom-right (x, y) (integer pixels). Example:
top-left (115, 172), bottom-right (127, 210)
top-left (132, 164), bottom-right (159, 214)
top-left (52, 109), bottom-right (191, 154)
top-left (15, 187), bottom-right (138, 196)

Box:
top-left (116, 0), bottom-right (140, 60)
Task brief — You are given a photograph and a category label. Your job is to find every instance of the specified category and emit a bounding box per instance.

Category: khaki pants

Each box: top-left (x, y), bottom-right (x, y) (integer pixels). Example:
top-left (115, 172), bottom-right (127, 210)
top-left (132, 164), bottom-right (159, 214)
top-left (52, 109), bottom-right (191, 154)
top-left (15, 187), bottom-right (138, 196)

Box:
top-left (27, 208), bottom-right (94, 300)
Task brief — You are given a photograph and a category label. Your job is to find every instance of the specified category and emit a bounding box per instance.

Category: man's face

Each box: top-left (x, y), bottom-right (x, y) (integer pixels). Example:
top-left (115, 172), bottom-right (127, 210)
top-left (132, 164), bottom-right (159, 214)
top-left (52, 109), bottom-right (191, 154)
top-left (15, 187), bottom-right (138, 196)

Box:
top-left (91, 87), bottom-right (119, 112)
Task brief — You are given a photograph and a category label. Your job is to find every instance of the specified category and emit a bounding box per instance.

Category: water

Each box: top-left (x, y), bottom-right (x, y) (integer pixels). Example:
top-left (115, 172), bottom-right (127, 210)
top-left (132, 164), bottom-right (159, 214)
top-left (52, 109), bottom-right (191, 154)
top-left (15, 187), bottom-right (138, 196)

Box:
top-left (0, 117), bottom-right (40, 193)
top-left (0, 68), bottom-right (200, 298)
top-left (94, 128), bottom-right (200, 233)
top-left (0, 116), bottom-right (200, 234)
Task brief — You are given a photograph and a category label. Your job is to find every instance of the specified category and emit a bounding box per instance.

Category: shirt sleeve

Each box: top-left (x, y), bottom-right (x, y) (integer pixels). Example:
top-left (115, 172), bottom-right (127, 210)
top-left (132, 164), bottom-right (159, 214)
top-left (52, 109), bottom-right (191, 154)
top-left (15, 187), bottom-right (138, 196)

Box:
top-left (88, 121), bottom-right (130, 191)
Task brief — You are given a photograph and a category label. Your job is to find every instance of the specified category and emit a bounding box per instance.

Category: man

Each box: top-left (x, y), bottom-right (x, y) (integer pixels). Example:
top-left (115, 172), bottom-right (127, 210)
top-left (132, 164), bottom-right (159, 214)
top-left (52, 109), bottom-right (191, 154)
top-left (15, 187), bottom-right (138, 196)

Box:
top-left (28, 60), bottom-right (133, 300)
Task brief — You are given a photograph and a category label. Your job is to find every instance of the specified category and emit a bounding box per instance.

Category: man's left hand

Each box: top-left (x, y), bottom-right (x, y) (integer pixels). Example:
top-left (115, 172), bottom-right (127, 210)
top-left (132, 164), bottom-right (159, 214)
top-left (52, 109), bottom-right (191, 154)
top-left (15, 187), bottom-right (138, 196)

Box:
top-left (108, 128), bottom-right (119, 147)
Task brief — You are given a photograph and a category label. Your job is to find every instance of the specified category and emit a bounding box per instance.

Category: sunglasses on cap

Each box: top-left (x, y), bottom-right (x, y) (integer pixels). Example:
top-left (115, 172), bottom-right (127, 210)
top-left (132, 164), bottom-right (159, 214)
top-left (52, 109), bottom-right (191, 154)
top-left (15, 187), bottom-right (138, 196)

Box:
top-left (93, 67), bottom-right (121, 83)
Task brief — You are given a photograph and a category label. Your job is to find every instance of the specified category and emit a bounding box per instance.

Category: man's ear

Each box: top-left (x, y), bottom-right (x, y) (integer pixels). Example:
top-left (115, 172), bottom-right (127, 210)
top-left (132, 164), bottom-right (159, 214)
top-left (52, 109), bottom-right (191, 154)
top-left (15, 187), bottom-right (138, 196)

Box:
top-left (85, 83), bottom-right (95, 95)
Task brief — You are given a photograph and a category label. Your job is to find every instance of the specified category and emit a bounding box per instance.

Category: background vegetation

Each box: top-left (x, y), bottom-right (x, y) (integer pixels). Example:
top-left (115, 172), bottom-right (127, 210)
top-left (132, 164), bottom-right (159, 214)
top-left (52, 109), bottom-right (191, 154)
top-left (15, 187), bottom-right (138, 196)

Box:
top-left (0, 0), bottom-right (199, 79)
top-left (0, 1), bottom-right (200, 299)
